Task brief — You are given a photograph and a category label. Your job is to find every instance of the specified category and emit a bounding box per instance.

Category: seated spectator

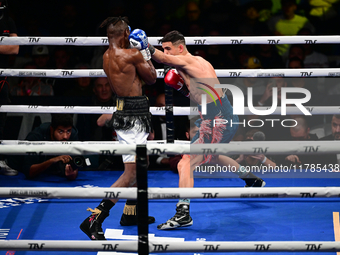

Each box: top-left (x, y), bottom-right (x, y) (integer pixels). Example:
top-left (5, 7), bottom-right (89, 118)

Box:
top-left (76, 77), bottom-right (116, 141)
top-left (267, 0), bottom-right (315, 57)
top-left (257, 77), bottom-right (287, 106)
top-left (320, 114), bottom-right (340, 165)
top-left (75, 77), bottom-right (119, 170)
top-left (287, 57), bottom-right (321, 108)
top-left (64, 63), bottom-right (93, 97)
top-left (297, 28), bottom-right (329, 68)
top-left (288, 56), bottom-right (304, 68)
top-left (254, 31), bottom-right (284, 68)
top-left (234, 129), bottom-right (276, 170)
top-left (6, 114), bottom-right (79, 180)
top-left (225, 56), bottom-right (266, 97)
top-left (283, 116), bottom-right (321, 166)
top-left (10, 62), bottom-right (54, 96)
top-left (31, 45), bottom-right (55, 90)
top-left (52, 47), bottom-right (74, 96)
top-left (253, 77), bottom-right (290, 141)
top-left (32, 45), bottom-right (51, 69)
top-left (286, 45), bottom-right (305, 66)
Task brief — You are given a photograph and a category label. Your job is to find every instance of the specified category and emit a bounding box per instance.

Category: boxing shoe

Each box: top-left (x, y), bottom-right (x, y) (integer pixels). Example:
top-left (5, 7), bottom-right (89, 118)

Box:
top-left (242, 172), bottom-right (266, 187)
top-left (157, 202), bottom-right (193, 230)
top-left (80, 207), bottom-right (109, 240)
top-left (120, 214), bottom-right (155, 226)
top-left (0, 160), bottom-right (18, 176)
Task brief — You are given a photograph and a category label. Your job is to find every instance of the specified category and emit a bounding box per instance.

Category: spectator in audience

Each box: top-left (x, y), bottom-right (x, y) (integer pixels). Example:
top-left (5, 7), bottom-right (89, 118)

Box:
top-left (235, 129), bottom-right (276, 169)
top-left (53, 2), bottom-right (86, 36)
top-left (288, 56), bottom-right (304, 68)
top-left (138, 2), bottom-right (160, 36)
top-left (76, 77), bottom-right (116, 141)
top-left (283, 116), bottom-right (321, 166)
top-left (228, 56), bottom-right (266, 97)
top-left (253, 77), bottom-right (290, 141)
top-left (287, 45), bottom-right (305, 66)
top-left (257, 77), bottom-right (287, 106)
top-left (6, 114), bottom-right (79, 180)
top-left (320, 114), bottom-right (340, 165)
top-left (267, 0), bottom-right (315, 57)
top-left (76, 77), bottom-right (120, 170)
top-left (297, 28), bottom-right (329, 68)
top-left (287, 56), bottom-right (321, 107)
top-left (205, 29), bottom-right (233, 69)
top-left (286, 60), bottom-right (322, 126)
top-left (237, 1), bottom-right (265, 36)
top-left (175, 1), bottom-right (204, 34)
top-left (31, 45), bottom-right (55, 90)
top-left (52, 47), bottom-right (74, 96)
top-left (11, 62), bottom-right (54, 96)
top-left (255, 35), bottom-right (284, 69)
top-left (32, 46), bottom-right (51, 69)
top-left (64, 63), bottom-right (93, 97)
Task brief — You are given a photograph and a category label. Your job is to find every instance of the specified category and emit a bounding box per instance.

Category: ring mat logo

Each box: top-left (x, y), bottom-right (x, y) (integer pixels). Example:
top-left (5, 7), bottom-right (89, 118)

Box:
top-left (0, 198), bottom-right (48, 209)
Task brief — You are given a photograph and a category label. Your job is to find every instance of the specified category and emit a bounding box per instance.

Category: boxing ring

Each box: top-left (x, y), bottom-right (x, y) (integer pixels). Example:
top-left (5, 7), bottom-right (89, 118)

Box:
top-left (1, 35), bottom-right (340, 254)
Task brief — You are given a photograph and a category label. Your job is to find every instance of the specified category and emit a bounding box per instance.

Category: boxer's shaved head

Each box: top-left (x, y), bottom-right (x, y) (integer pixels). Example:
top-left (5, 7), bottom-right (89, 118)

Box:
top-left (159, 30), bottom-right (186, 46)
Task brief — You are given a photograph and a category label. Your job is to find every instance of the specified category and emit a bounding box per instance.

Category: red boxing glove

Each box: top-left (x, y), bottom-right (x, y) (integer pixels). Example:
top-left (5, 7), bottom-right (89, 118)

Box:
top-left (164, 69), bottom-right (190, 97)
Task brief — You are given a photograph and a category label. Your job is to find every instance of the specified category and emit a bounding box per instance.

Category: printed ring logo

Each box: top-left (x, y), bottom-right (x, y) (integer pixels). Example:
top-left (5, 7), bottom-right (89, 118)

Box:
top-left (197, 82), bottom-right (222, 115)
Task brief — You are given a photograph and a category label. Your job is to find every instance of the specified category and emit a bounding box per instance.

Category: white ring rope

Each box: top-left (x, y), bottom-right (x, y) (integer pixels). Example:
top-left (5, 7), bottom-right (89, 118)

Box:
top-left (0, 140), bottom-right (189, 145)
top-left (0, 105), bottom-right (337, 115)
top-left (1, 68), bottom-right (340, 78)
top-left (0, 141), bottom-right (339, 155)
top-left (0, 105), bottom-right (191, 115)
top-left (1, 187), bottom-right (340, 199)
top-left (1, 35), bottom-right (340, 45)
top-left (0, 240), bottom-right (340, 252)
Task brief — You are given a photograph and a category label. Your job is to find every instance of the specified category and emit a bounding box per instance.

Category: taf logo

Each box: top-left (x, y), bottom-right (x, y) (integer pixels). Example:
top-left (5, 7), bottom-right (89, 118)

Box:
top-left (231, 39), bottom-right (243, 44)
top-left (102, 244), bottom-right (118, 251)
top-left (194, 39), bottom-right (206, 45)
top-left (229, 72), bottom-right (241, 77)
top-left (202, 193), bottom-right (218, 198)
top-left (255, 244), bottom-right (271, 250)
top-left (204, 245), bottom-right (220, 251)
top-left (28, 37), bottom-right (41, 43)
top-left (303, 146), bottom-right (319, 153)
top-left (65, 38), bottom-right (77, 43)
top-left (28, 243), bottom-right (45, 249)
top-left (105, 191), bottom-right (121, 198)
top-left (268, 39), bottom-right (280, 44)
top-left (61, 71), bottom-right (74, 76)
top-left (306, 244), bottom-right (322, 250)
top-left (153, 244), bottom-right (169, 251)
top-left (301, 192), bottom-right (317, 198)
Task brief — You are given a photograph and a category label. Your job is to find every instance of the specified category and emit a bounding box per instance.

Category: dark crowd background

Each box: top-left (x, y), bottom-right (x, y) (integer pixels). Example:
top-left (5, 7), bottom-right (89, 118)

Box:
top-left (2, 0), bottom-right (340, 173)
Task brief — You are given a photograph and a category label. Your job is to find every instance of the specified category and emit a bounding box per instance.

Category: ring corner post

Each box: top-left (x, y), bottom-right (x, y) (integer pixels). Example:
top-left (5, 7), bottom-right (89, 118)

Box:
top-left (136, 144), bottom-right (149, 255)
